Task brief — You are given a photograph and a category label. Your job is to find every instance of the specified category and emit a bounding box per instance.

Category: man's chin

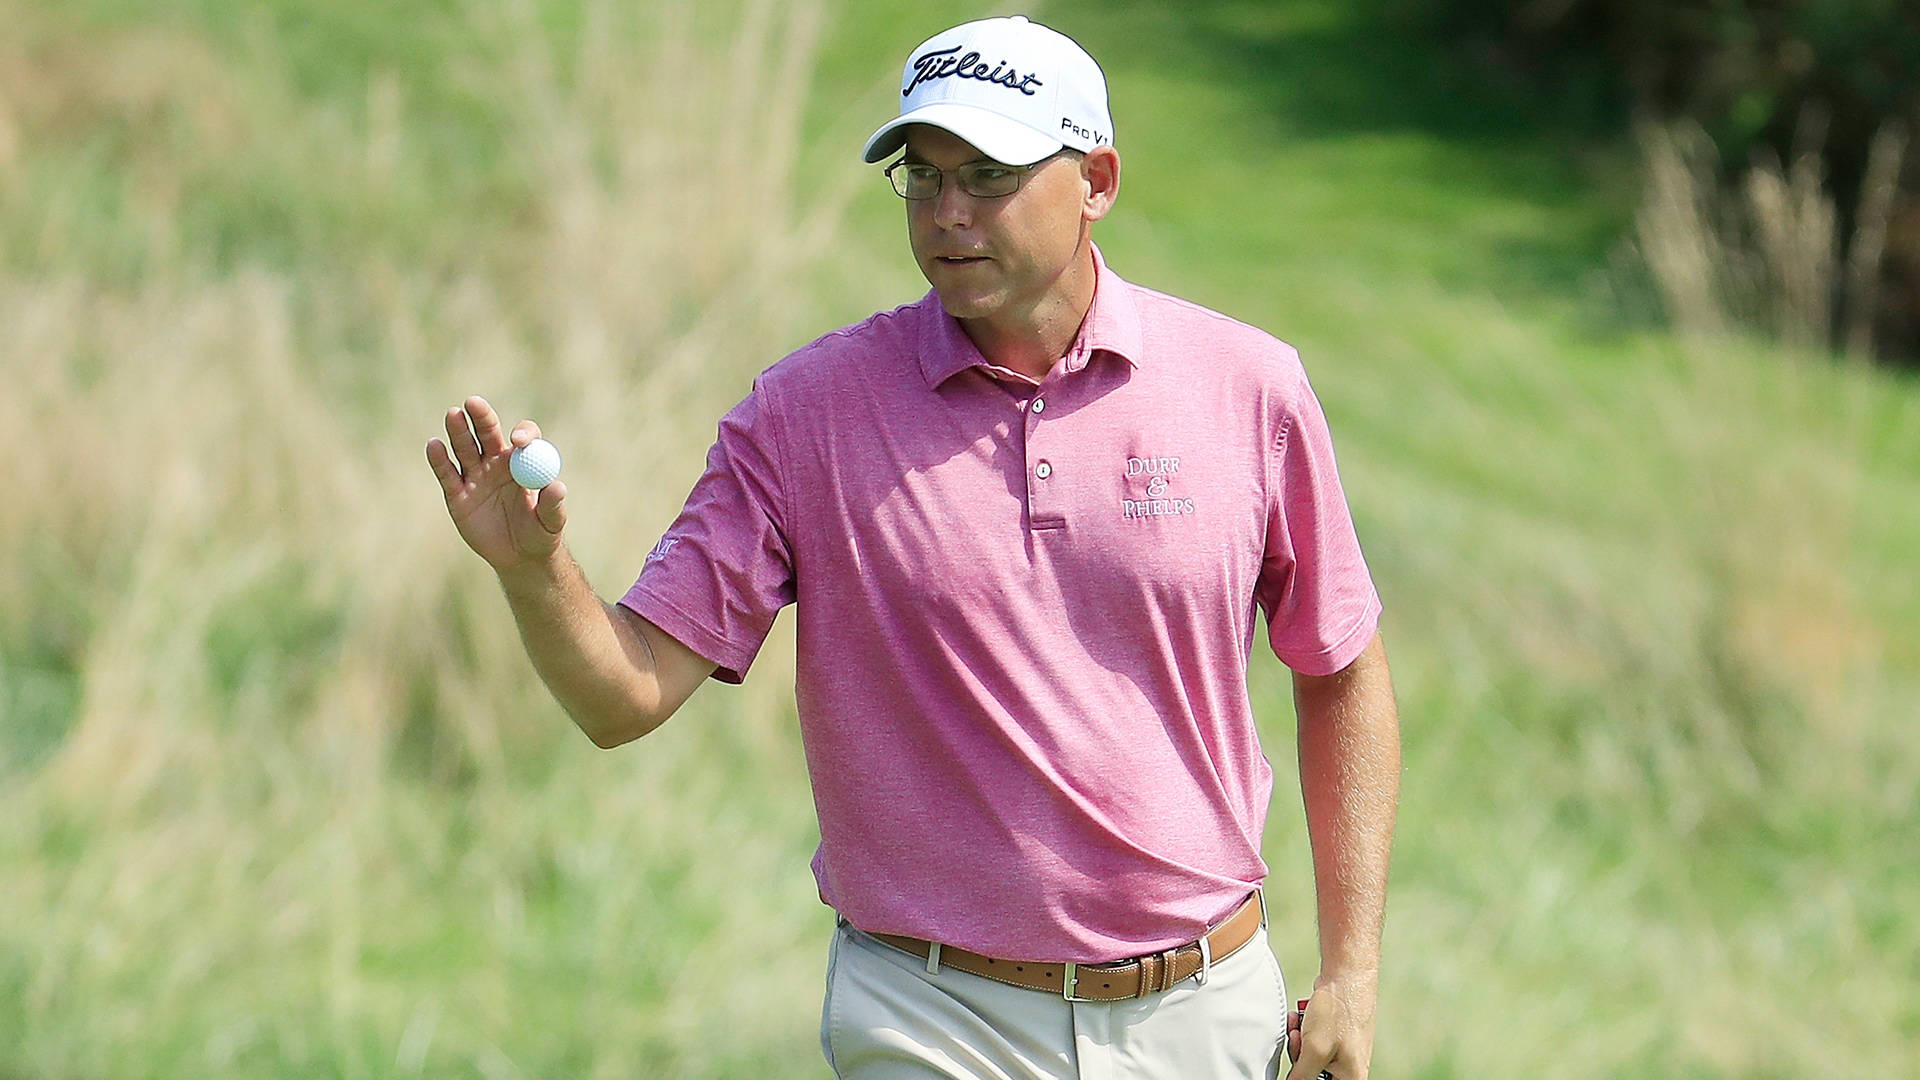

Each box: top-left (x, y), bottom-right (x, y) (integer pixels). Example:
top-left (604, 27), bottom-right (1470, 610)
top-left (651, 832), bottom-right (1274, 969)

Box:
top-left (930, 287), bottom-right (1003, 321)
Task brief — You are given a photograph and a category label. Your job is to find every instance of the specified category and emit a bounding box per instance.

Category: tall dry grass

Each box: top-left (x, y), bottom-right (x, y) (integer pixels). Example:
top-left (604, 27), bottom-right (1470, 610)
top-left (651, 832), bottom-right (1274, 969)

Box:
top-left (0, 0), bottom-right (895, 1073)
top-left (0, 0), bottom-right (854, 795)
top-left (1635, 115), bottom-right (1909, 358)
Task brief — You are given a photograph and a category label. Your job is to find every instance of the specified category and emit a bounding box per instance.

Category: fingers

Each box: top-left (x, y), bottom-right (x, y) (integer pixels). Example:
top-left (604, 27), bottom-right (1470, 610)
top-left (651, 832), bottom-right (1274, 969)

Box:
top-left (534, 480), bottom-right (568, 534)
top-left (437, 396), bottom-right (552, 497)
top-left (426, 438), bottom-right (463, 500)
top-left (443, 396), bottom-right (541, 459)
top-left (466, 395), bottom-right (513, 456)
top-left (446, 403), bottom-right (484, 473)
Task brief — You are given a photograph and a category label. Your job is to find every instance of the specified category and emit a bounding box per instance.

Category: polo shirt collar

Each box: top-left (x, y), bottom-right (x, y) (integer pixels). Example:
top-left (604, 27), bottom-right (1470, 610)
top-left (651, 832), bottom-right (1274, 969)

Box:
top-left (918, 242), bottom-right (1144, 389)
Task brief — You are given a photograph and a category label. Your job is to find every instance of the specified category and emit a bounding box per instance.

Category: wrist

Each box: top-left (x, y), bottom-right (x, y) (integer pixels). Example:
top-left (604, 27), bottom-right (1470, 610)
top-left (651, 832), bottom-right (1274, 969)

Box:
top-left (1315, 932), bottom-right (1382, 994)
top-left (1312, 968), bottom-right (1379, 1013)
top-left (496, 544), bottom-right (572, 595)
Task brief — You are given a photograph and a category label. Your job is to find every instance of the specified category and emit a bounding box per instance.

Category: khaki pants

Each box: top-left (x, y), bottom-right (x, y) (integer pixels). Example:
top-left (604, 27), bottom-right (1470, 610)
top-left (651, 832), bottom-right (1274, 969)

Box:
top-left (821, 918), bottom-right (1289, 1080)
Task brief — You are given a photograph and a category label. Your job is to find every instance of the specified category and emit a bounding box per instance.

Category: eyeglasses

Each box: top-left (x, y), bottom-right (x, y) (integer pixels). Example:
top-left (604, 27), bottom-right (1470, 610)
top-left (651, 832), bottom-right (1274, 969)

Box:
top-left (884, 152), bottom-right (1064, 200)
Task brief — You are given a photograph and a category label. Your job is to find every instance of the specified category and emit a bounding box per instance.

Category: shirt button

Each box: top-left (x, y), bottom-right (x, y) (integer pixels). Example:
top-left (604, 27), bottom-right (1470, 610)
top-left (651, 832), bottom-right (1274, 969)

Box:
top-left (1030, 397), bottom-right (1046, 414)
top-left (1036, 462), bottom-right (1053, 479)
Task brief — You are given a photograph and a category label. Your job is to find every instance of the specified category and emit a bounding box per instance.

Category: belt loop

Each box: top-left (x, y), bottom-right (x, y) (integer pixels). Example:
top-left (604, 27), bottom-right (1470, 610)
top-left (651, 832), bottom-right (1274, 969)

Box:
top-left (1162, 948), bottom-right (1178, 992)
top-left (1255, 887), bottom-right (1268, 930)
top-left (1062, 961), bottom-right (1079, 1001)
top-left (1196, 933), bottom-right (1212, 986)
top-left (925, 942), bottom-right (942, 975)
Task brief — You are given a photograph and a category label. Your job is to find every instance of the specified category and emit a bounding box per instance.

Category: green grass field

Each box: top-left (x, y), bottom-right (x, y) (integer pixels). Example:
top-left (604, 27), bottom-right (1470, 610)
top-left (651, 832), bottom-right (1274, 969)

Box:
top-left (3, 0), bottom-right (1916, 1076)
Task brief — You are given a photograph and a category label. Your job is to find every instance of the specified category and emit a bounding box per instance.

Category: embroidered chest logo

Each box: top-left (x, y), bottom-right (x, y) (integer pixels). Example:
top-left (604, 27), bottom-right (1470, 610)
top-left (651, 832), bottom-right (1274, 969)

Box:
top-left (1122, 456), bottom-right (1195, 519)
top-left (645, 537), bottom-right (681, 564)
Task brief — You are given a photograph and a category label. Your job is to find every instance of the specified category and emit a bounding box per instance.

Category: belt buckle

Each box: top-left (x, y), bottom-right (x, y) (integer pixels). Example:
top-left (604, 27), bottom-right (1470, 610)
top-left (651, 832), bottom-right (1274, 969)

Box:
top-left (1061, 961), bottom-right (1095, 1002)
top-left (1064, 955), bottom-right (1174, 1002)
top-left (1062, 961), bottom-right (1125, 1002)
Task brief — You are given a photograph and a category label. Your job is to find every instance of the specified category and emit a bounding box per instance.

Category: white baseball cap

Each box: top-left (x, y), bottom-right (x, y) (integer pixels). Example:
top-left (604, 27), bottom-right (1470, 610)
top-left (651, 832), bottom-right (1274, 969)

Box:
top-left (861, 15), bottom-right (1114, 167)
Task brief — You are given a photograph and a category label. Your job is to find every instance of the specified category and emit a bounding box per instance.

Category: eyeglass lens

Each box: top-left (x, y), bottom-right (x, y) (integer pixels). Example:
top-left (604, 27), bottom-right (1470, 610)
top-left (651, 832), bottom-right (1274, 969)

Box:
top-left (889, 162), bottom-right (1026, 199)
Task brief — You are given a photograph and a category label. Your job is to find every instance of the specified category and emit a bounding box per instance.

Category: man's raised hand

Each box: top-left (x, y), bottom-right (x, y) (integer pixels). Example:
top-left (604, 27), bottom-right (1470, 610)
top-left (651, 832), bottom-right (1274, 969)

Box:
top-left (426, 396), bottom-right (569, 574)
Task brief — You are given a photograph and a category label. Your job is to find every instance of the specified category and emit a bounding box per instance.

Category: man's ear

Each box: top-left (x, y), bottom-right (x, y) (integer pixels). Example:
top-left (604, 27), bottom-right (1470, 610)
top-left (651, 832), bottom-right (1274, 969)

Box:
top-left (1082, 146), bottom-right (1121, 222)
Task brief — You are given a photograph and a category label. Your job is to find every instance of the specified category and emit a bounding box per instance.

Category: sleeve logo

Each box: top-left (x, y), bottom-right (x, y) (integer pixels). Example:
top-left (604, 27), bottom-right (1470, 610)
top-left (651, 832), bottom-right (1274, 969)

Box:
top-left (645, 537), bottom-right (681, 564)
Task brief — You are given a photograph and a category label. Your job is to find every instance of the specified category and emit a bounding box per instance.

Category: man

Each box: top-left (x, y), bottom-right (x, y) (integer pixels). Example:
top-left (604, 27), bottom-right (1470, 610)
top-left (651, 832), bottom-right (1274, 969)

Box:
top-left (427, 15), bottom-right (1397, 1080)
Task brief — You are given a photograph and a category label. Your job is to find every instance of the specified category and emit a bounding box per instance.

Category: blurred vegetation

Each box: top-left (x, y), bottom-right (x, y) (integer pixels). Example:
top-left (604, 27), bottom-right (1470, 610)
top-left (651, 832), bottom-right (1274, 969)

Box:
top-left (1387, 0), bottom-right (1920, 364)
top-left (1, 0), bottom-right (1916, 1077)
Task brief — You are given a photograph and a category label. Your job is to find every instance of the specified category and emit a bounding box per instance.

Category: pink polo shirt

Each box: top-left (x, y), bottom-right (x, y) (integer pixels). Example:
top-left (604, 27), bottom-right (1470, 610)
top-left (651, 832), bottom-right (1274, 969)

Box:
top-left (620, 245), bottom-right (1380, 962)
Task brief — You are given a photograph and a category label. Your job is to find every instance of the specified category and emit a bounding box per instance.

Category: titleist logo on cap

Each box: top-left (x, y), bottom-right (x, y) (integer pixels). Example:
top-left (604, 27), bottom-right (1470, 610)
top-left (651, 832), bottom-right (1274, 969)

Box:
top-left (905, 45), bottom-right (1045, 97)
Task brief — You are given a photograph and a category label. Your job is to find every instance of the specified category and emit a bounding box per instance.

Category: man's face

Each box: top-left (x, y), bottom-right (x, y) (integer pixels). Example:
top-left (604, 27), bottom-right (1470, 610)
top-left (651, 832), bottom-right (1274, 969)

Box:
top-left (902, 125), bottom-right (1090, 324)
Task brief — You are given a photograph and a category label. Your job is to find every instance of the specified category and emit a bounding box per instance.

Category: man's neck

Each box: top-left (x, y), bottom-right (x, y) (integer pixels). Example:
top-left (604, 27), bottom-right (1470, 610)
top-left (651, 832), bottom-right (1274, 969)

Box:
top-left (958, 246), bottom-right (1098, 382)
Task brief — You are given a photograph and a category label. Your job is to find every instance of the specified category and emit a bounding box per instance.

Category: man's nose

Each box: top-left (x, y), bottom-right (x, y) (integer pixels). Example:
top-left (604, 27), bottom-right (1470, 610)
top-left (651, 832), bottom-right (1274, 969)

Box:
top-left (932, 179), bottom-right (973, 230)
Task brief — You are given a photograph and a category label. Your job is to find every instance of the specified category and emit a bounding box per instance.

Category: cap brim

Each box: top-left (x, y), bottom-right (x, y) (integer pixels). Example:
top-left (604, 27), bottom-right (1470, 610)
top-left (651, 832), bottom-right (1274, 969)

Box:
top-left (861, 102), bottom-right (1063, 166)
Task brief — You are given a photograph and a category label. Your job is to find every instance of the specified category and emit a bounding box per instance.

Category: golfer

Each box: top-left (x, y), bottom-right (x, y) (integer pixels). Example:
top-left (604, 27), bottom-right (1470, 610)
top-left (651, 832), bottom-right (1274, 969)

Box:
top-left (429, 15), bottom-right (1398, 1080)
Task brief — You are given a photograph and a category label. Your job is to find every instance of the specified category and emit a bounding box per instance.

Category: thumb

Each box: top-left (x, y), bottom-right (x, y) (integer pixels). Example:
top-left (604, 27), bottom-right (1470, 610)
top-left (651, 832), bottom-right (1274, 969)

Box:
top-left (534, 480), bottom-right (568, 534)
top-left (1286, 1052), bottom-right (1334, 1080)
top-left (1286, 996), bottom-right (1334, 1080)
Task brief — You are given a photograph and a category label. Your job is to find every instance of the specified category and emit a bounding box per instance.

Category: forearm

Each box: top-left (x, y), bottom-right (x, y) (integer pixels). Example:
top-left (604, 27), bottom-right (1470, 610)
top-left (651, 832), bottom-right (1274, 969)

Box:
top-left (496, 546), bottom-right (665, 747)
top-left (1294, 634), bottom-right (1400, 996)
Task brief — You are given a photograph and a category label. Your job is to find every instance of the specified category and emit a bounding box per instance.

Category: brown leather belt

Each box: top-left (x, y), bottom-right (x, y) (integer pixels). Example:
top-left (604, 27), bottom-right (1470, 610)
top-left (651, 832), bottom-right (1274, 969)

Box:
top-left (869, 891), bottom-right (1264, 1002)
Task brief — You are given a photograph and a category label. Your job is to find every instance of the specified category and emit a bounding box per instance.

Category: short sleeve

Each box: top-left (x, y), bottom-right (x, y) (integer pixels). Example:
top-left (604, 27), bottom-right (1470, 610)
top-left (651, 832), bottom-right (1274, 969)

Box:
top-left (619, 381), bottom-right (796, 683)
top-left (1255, 373), bottom-right (1382, 676)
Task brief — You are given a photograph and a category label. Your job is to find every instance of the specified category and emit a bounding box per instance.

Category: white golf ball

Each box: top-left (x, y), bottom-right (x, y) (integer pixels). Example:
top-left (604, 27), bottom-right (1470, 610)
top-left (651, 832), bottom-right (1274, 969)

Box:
top-left (509, 438), bottom-right (562, 490)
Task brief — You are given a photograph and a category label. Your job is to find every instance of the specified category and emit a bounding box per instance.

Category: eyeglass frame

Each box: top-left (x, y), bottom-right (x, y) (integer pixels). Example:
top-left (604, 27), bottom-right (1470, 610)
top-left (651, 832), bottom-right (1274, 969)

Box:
top-left (884, 148), bottom-right (1075, 200)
